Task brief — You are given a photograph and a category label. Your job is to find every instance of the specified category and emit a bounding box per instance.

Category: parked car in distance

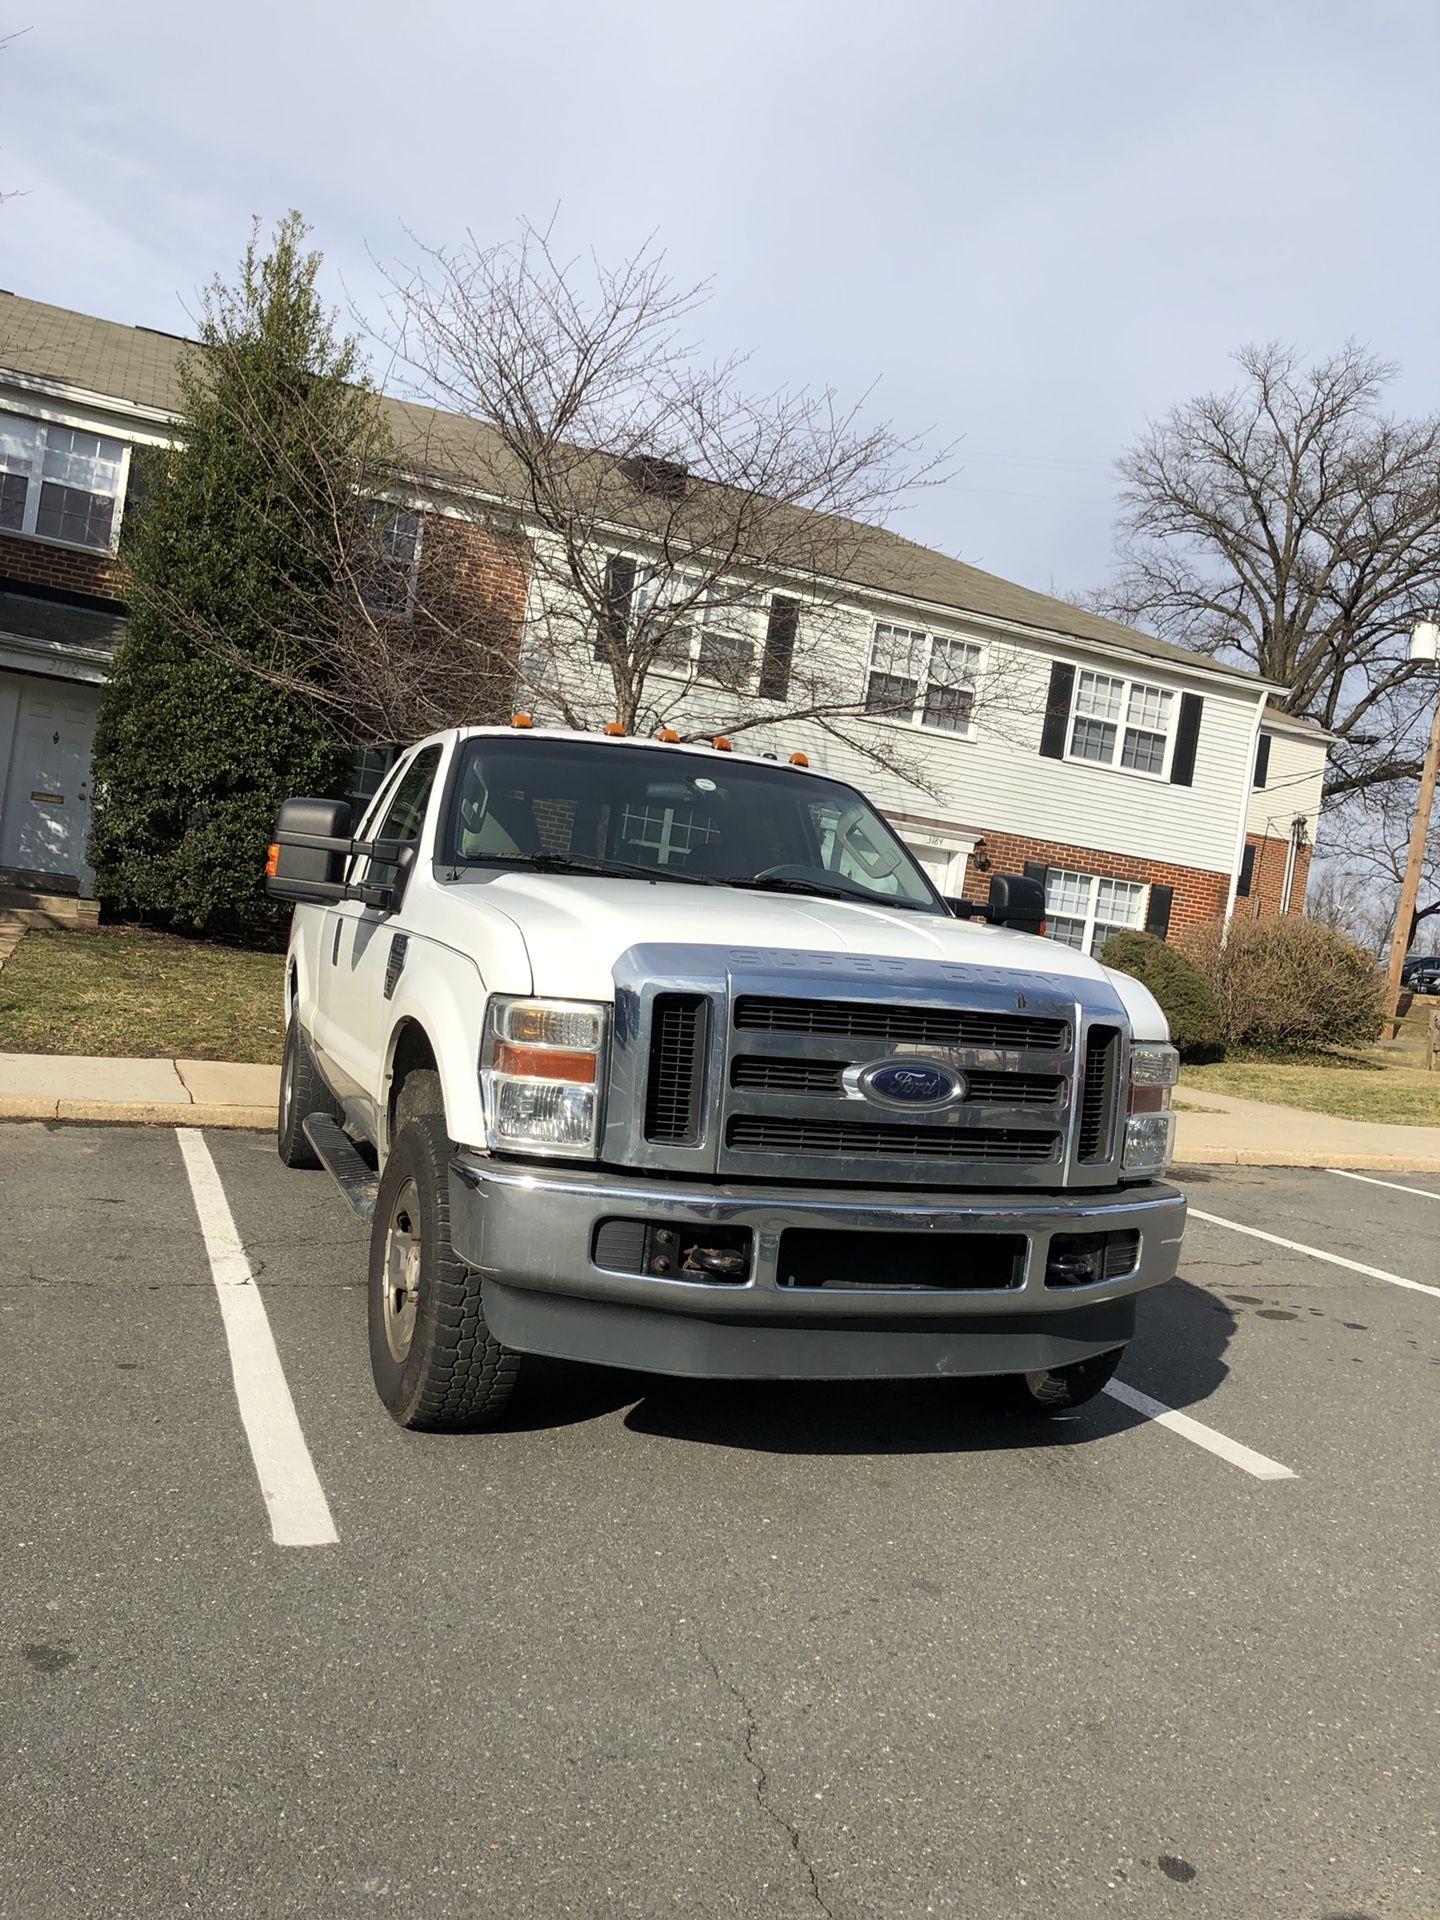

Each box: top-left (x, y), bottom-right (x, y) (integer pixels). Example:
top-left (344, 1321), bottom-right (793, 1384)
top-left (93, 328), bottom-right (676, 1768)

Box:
top-left (1404, 956), bottom-right (1440, 996)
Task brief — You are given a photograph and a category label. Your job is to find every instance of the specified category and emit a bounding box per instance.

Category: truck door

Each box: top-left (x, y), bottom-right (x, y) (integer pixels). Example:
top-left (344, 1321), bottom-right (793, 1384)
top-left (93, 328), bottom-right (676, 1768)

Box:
top-left (312, 743), bottom-right (443, 1134)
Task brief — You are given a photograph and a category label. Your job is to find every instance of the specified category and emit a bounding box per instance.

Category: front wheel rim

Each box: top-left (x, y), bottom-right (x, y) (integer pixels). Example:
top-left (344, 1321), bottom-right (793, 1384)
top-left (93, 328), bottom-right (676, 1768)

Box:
top-left (381, 1179), bottom-right (423, 1364)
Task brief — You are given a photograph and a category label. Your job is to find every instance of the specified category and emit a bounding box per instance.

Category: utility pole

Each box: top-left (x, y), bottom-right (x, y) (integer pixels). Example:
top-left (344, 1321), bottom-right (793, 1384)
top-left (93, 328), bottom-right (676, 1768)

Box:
top-left (1383, 621), bottom-right (1440, 1038)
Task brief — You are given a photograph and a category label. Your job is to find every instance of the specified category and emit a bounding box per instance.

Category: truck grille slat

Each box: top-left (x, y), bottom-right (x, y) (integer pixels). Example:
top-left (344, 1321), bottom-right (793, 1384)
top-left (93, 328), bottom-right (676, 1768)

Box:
top-left (734, 996), bottom-right (1067, 1052)
top-left (726, 1116), bottom-right (1061, 1163)
top-left (644, 994), bottom-right (707, 1145)
top-left (1076, 1026), bottom-right (1121, 1162)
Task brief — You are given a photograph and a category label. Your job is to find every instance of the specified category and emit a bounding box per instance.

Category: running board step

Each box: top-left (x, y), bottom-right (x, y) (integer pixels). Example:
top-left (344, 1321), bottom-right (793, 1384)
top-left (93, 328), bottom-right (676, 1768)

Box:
top-left (303, 1114), bottom-right (380, 1221)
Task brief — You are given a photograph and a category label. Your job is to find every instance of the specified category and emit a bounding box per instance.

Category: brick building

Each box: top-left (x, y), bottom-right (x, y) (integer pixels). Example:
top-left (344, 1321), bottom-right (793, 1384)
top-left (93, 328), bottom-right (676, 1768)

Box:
top-left (0, 289), bottom-right (1329, 951)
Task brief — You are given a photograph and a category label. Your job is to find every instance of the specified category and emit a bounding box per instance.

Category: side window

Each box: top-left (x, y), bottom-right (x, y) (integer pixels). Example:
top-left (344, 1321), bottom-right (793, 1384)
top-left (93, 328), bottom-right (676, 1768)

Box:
top-left (362, 745), bottom-right (442, 892)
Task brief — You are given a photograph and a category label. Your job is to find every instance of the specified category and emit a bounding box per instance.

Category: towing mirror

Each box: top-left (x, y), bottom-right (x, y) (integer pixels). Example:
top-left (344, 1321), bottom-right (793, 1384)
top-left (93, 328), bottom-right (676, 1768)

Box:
top-left (264, 798), bottom-right (406, 910)
top-left (986, 873), bottom-right (1047, 935)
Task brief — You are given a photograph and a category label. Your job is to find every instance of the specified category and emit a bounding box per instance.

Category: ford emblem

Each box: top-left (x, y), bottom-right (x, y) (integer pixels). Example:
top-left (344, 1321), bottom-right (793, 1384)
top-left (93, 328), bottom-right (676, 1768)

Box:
top-left (862, 1061), bottom-right (964, 1107)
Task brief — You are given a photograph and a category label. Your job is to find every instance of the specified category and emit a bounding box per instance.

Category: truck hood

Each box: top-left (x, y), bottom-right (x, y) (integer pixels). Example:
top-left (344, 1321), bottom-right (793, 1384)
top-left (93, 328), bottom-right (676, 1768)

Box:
top-left (452, 872), bottom-right (1170, 1040)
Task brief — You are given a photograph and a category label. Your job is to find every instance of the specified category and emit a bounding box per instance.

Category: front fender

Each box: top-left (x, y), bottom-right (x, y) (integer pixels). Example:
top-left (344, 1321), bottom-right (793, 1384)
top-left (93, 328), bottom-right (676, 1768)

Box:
top-left (381, 939), bottom-right (489, 1153)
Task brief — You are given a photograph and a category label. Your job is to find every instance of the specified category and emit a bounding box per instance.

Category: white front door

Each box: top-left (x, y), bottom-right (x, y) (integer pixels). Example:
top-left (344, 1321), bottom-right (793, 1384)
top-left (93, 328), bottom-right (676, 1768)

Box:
top-left (905, 840), bottom-right (972, 903)
top-left (0, 680), bottom-right (102, 888)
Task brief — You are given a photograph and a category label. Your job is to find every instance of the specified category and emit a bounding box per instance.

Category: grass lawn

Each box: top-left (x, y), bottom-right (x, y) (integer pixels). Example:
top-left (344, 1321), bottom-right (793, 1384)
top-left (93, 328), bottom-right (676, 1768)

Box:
top-left (1180, 1059), bottom-right (1440, 1126)
top-left (0, 927), bottom-right (285, 1063)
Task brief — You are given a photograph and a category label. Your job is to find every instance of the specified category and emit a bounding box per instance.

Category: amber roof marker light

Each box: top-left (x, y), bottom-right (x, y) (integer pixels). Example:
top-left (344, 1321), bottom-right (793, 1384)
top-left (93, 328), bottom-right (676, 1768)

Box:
top-left (789, 751), bottom-right (809, 767)
top-left (657, 728), bottom-right (681, 743)
top-left (510, 713), bottom-right (534, 729)
top-left (712, 736), bottom-right (733, 752)
top-left (603, 723), bottom-right (627, 736)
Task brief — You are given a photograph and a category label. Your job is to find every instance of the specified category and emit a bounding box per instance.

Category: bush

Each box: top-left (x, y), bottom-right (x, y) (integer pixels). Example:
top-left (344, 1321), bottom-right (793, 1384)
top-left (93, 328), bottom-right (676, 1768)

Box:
top-left (1180, 915), bottom-right (1385, 1052)
top-left (1098, 930), bottom-right (1224, 1059)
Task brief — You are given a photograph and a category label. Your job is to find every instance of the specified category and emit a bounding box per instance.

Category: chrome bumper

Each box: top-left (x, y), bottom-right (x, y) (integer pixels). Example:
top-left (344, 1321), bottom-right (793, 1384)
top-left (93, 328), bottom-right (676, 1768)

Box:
top-left (449, 1155), bottom-right (1186, 1381)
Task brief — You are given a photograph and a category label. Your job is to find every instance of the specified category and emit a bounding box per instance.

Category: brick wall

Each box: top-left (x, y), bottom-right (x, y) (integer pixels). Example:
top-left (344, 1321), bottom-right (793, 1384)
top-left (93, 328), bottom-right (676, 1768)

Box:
top-left (974, 826), bottom-right (1232, 934)
top-left (1237, 832), bottom-right (1312, 919)
top-left (0, 531), bottom-right (127, 605)
top-left (407, 515), bottom-right (532, 724)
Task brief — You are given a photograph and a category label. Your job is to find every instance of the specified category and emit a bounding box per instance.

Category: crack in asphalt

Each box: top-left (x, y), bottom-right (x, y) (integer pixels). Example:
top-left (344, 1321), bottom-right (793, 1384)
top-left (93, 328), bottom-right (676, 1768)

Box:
top-left (696, 1640), bottom-right (833, 1920)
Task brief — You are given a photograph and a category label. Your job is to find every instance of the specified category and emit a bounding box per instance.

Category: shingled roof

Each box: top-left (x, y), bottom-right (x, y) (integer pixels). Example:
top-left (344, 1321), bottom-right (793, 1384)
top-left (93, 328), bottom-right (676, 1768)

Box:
top-left (0, 289), bottom-right (1272, 688)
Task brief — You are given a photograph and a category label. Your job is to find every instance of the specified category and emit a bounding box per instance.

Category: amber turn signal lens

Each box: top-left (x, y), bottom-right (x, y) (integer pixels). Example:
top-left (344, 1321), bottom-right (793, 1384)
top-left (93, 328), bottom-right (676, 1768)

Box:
top-left (657, 728), bottom-right (680, 743)
top-left (510, 713), bottom-right (534, 728)
top-left (1128, 1085), bottom-right (1167, 1114)
top-left (789, 751), bottom-right (809, 767)
top-left (712, 736), bottom-right (733, 751)
top-left (264, 843), bottom-right (280, 878)
top-left (603, 722), bottom-right (626, 736)
top-left (492, 1042), bottom-right (598, 1084)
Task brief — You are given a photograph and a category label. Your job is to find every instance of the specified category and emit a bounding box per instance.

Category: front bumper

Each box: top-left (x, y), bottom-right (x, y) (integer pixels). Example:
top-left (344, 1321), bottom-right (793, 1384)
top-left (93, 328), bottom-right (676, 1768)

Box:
top-left (450, 1154), bottom-right (1186, 1381)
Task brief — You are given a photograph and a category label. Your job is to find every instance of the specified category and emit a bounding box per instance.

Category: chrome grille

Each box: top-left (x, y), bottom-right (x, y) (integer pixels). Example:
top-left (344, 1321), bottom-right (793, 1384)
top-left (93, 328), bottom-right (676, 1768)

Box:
top-left (644, 994), bottom-right (707, 1144)
top-left (1077, 1025), bottom-right (1121, 1162)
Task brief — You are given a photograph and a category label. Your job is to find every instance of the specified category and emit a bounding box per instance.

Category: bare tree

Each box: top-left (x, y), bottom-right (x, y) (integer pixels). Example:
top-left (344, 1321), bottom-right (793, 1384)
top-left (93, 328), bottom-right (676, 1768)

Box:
top-left (1091, 342), bottom-right (1440, 803)
top-left (369, 221), bottom-right (965, 776)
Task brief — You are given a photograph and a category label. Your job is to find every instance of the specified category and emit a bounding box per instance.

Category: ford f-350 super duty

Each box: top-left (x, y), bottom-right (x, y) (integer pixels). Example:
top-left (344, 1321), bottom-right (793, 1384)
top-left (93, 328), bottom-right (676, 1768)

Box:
top-left (266, 724), bottom-right (1186, 1429)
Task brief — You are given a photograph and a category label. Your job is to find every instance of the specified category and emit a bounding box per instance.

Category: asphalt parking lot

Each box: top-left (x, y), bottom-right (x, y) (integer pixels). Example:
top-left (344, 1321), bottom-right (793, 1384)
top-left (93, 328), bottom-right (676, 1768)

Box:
top-left (2, 1125), bottom-right (1437, 1920)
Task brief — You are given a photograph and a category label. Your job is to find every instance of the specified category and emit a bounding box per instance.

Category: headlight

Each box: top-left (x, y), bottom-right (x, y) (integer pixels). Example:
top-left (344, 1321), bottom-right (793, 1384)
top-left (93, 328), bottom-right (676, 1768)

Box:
top-left (480, 996), bottom-right (607, 1158)
top-left (1122, 1043), bottom-right (1179, 1176)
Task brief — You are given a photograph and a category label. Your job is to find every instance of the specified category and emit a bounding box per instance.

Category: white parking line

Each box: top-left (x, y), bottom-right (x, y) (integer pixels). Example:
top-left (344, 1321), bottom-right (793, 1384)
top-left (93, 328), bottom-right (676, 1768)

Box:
top-left (1327, 1168), bottom-right (1440, 1203)
top-left (1102, 1379), bottom-right (1296, 1481)
top-left (1189, 1207), bottom-right (1440, 1301)
top-left (177, 1130), bottom-right (338, 1548)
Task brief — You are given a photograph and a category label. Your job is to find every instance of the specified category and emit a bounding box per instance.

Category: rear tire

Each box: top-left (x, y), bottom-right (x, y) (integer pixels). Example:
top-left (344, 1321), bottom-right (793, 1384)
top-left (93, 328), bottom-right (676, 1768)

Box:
top-left (1000, 1345), bottom-right (1125, 1414)
top-left (368, 1077), bottom-right (521, 1430)
top-left (277, 1018), bottom-right (340, 1169)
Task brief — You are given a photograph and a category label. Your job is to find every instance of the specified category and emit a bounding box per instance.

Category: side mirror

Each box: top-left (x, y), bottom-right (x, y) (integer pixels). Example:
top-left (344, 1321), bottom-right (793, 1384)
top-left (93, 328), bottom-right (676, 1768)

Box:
top-left (265, 796), bottom-right (410, 909)
top-left (986, 873), bottom-right (1047, 936)
top-left (944, 897), bottom-right (987, 921)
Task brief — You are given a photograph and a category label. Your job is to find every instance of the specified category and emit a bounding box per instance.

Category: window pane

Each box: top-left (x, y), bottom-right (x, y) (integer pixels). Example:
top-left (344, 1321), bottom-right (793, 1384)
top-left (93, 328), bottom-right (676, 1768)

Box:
top-left (871, 622), bottom-right (927, 680)
top-left (1045, 869), bottom-right (1093, 917)
top-left (1048, 915), bottom-right (1086, 950)
top-left (0, 471), bottom-right (26, 531)
top-left (35, 481), bottom-right (114, 548)
top-left (358, 505), bottom-right (421, 615)
top-left (1075, 670), bottom-right (1123, 720)
top-left (0, 415), bottom-right (43, 470)
top-left (40, 426), bottom-right (124, 492)
top-left (1094, 877), bottom-right (1145, 926)
top-left (1089, 921), bottom-right (1126, 958)
top-left (1126, 682), bottom-right (1172, 731)
top-left (697, 629), bottom-right (754, 689)
top-left (367, 745), bottom-right (442, 886)
top-left (928, 637), bottom-right (979, 687)
top-left (1120, 727), bottom-right (1166, 774)
top-left (866, 671), bottom-right (917, 716)
top-left (1069, 716), bottom-right (1117, 763)
top-left (922, 682), bottom-right (974, 731)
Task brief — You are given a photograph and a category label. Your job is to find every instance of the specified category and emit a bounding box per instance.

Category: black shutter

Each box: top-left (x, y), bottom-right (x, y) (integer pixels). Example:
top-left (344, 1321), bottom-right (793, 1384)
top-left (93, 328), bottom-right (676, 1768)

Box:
top-left (1145, 884), bottom-right (1174, 938)
top-left (1170, 692), bottom-right (1203, 785)
top-left (1252, 733), bottom-right (1272, 789)
top-left (1039, 662), bottom-right (1075, 759)
top-left (1023, 860), bottom-right (1050, 894)
top-left (1237, 843), bottom-right (1256, 898)
top-left (595, 554), bottom-right (636, 662)
top-left (758, 595), bottom-right (799, 700)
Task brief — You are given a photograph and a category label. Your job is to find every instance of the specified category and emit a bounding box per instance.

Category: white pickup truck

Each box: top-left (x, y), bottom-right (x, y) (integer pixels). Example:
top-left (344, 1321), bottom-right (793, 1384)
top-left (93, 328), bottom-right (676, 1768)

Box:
top-left (267, 723), bottom-right (1186, 1429)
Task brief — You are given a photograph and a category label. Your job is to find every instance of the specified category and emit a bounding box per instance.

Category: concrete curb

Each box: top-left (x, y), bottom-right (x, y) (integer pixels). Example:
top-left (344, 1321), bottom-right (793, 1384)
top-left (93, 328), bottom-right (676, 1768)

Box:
top-left (1176, 1151), bottom-right (1440, 1173)
top-left (0, 1098), bottom-right (272, 1129)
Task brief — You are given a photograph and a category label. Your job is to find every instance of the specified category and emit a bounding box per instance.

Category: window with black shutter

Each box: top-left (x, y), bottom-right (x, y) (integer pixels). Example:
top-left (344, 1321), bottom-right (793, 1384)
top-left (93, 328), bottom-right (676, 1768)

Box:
top-left (1237, 844), bottom-right (1256, 897)
top-left (1144, 884), bottom-right (1174, 938)
top-left (1253, 734), bottom-right (1272, 788)
top-left (1169, 693), bottom-right (1203, 786)
top-left (1039, 663), bottom-right (1074, 759)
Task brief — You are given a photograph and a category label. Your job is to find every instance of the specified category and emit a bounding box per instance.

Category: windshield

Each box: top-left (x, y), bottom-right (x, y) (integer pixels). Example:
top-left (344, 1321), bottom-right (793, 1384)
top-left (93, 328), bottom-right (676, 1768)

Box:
top-left (442, 737), bottom-right (946, 914)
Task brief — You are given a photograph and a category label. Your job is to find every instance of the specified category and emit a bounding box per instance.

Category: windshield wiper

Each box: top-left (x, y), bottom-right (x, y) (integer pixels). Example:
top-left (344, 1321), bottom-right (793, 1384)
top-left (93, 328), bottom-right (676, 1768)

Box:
top-left (717, 875), bottom-right (932, 911)
top-left (480, 852), bottom-right (722, 887)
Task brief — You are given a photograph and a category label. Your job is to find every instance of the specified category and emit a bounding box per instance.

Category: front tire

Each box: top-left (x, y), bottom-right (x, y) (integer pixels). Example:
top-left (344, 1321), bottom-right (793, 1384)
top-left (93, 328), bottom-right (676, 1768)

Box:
top-left (367, 1088), bottom-right (521, 1430)
top-left (277, 1018), bottom-right (340, 1169)
top-left (1000, 1345), bottom-right (1125, 1414)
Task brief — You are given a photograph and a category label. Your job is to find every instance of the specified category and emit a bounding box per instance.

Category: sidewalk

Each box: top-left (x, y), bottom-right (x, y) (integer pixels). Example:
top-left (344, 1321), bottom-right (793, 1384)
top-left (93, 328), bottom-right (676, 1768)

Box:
top-left (2, 1052), bottom-right (1439, 1170)
top-left (0, 1054), bottom-right (278, 1129)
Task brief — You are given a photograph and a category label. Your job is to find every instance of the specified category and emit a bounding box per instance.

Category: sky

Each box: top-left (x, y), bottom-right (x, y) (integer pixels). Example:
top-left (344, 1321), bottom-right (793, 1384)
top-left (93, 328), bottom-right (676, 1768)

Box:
top-left (4, 0), bottom-right (1438, 604)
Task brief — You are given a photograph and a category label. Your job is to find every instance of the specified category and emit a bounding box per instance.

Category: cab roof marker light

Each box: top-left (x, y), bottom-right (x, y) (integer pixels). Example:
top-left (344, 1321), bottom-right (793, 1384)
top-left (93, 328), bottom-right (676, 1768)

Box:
top-left (657, 728), bottom-right (681, 743)
top-left (789, 751), bottom-right (809, 767)
top-left (712, 736), bottom-right (733, 752)
top-left (510, 713), bottom-right (534, 729)
top-left (603, 723), bottom-right (626, 736)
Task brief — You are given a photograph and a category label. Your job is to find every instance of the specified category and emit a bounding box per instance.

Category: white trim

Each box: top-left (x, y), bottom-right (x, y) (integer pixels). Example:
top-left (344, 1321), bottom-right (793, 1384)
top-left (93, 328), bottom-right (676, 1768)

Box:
top-left (1062, 666), bottom-right (1176, 782)
top-left (1224, 694), bottom-right (1270, 925)
top-left (0, 366), bottom-right (179, 430)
